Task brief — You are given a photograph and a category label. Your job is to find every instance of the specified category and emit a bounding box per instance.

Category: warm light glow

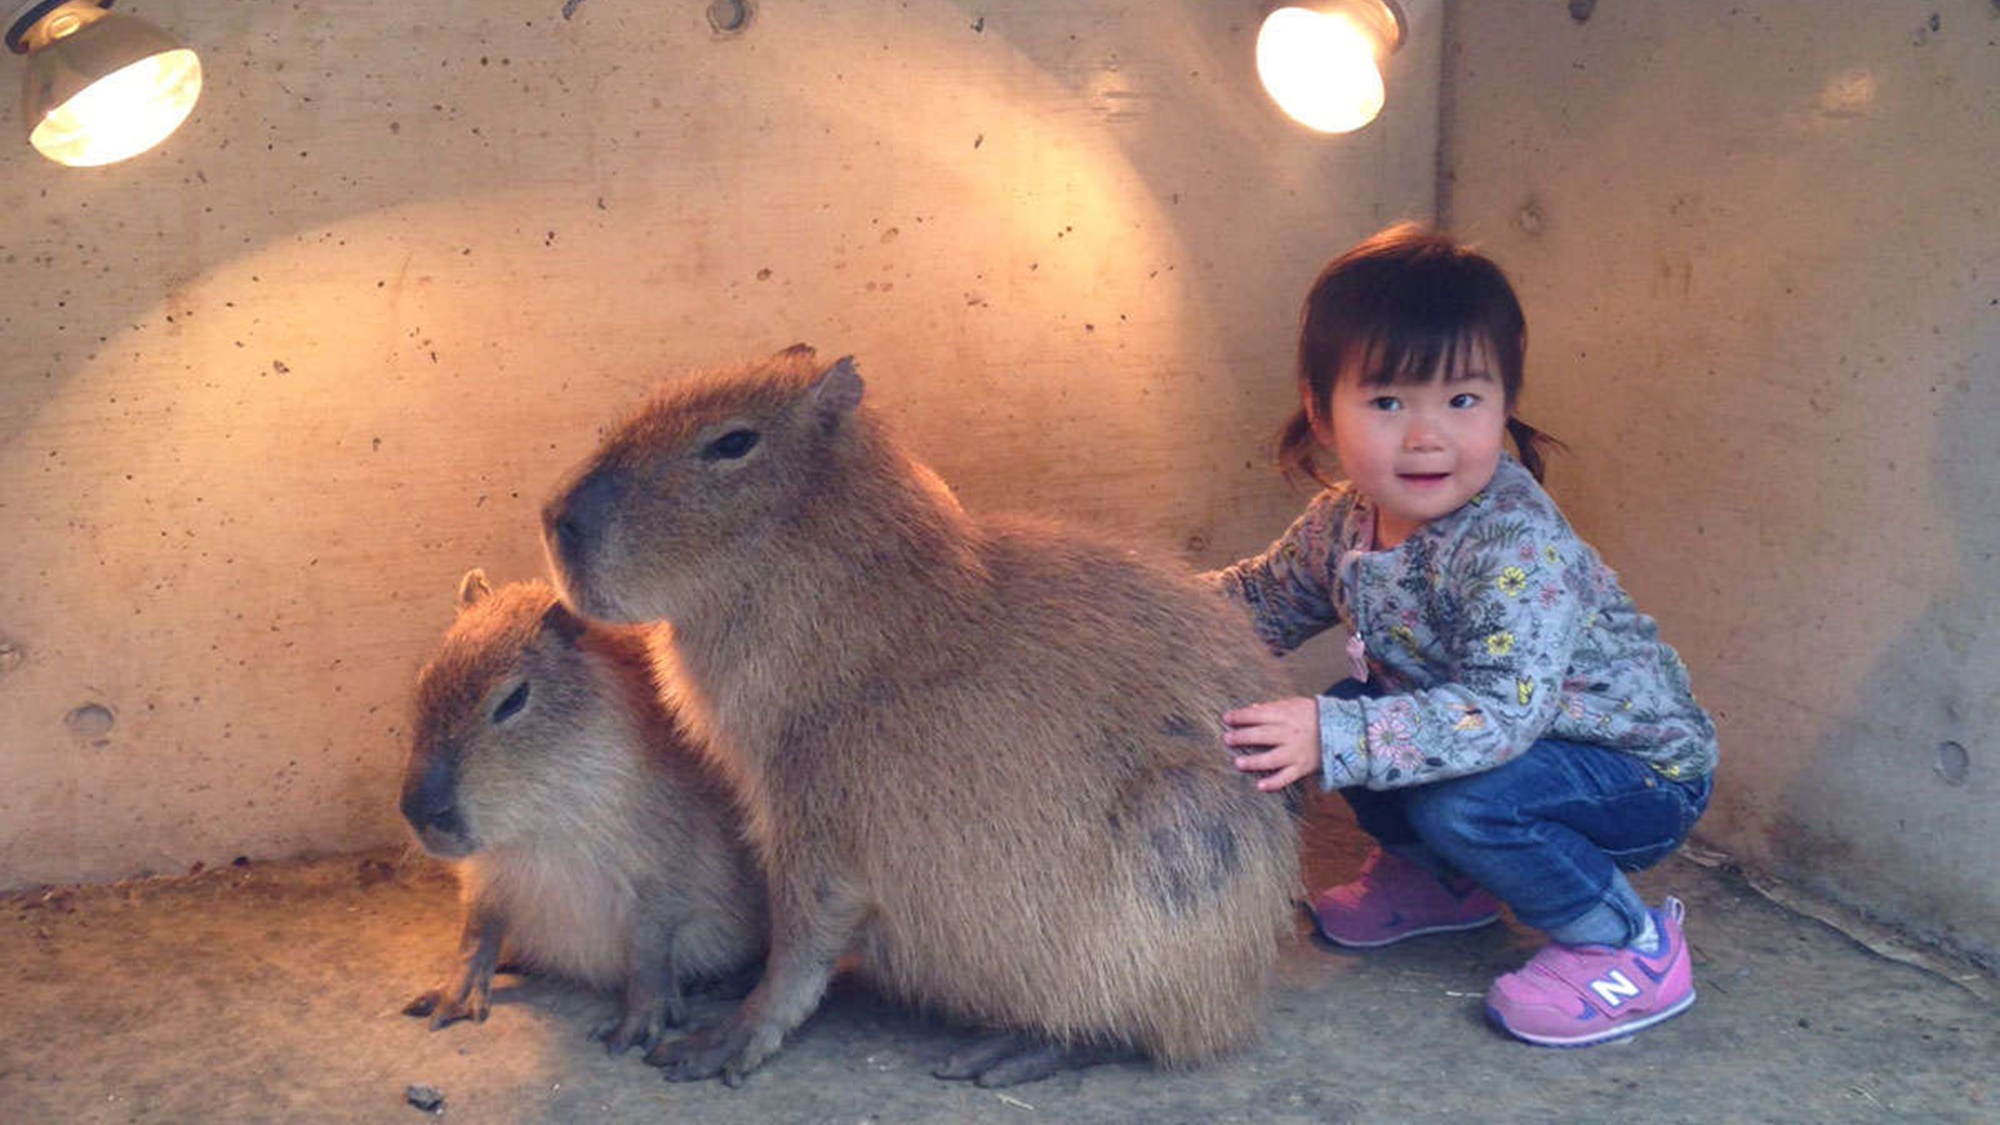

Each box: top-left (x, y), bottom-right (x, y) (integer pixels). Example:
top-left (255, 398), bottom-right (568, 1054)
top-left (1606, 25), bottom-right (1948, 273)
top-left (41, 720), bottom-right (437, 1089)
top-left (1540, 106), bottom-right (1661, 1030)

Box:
top-left (1256, 6), bottom-right (1388, 134)
top-left (29, 45), bottom-right (201, 167)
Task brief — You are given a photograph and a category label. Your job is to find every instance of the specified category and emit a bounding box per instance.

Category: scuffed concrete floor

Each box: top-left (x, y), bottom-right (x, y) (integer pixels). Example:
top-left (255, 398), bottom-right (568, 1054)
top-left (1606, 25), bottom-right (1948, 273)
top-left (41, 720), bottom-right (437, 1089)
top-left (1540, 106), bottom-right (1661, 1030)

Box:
top-left (4, 802), bottom-right (1995, 1125)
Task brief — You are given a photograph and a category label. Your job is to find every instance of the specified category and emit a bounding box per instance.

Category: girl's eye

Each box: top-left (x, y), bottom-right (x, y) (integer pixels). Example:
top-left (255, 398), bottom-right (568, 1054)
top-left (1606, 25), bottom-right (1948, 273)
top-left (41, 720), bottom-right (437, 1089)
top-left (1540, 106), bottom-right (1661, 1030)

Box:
top-left (492, 682), bottom-right (530, 724)
top-left (1450, 392), bottom-right (1482, 409)
top-left (1369, 396), bottom-right (1402, 412)
top-left (702, 428), bottom-right (761, 461)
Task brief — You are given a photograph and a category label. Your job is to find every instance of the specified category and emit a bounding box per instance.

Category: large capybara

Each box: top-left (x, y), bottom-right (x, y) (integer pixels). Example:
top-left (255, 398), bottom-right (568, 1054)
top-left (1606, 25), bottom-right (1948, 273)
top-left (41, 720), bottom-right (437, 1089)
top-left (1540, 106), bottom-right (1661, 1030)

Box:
top-left (399, 569), bottom-right (767, 1054)
top-left (541, 346), bottom-right (1300, 1087)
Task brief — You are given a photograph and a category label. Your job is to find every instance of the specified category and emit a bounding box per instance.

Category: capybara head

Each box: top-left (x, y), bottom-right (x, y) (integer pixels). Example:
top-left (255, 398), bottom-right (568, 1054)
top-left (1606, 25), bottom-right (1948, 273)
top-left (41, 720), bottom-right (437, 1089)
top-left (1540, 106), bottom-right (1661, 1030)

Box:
top-left (540, 345), bottom-right (866, 625)
top-left (401, 569), bottom-right (645, 858)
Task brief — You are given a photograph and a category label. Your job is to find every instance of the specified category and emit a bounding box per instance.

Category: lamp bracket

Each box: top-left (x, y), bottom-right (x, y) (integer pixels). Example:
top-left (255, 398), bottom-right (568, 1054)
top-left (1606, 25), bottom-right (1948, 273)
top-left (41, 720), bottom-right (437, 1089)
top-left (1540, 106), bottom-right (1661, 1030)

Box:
top-left (1355, 0), bottom-right (1407, 54)
top-left (7, 0), bottom-right (113, 54)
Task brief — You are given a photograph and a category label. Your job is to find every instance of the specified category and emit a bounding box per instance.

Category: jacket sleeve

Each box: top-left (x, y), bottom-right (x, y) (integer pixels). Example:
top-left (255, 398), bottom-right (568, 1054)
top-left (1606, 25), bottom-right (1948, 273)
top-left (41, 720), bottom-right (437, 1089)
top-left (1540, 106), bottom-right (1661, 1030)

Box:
top-left (1317, 518), bottom-right (1585, 789)
top-left (1204, 490), bottom-right (1350, 656)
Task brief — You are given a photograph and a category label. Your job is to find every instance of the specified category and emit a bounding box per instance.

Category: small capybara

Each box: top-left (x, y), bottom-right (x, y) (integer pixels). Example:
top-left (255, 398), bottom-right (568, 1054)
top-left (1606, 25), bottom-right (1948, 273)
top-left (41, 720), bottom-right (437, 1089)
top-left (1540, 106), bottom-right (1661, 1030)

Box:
top-left (399, 569), bottom-right (767, 1054)
top-left (541, 347), bottom-right (1301, 1086)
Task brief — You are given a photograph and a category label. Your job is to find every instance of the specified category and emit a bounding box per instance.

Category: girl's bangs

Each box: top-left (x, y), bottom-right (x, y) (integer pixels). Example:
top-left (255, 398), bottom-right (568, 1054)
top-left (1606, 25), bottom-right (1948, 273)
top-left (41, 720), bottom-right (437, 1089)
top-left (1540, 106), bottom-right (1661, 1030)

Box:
top-left (1352, 327), bottom-right (1483, 388)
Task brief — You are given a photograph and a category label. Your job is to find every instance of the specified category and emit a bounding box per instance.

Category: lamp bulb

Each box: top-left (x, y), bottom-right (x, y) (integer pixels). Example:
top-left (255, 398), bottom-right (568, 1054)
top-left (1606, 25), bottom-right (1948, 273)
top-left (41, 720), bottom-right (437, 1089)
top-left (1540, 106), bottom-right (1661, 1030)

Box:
top-left (1257, 5), bottom-right (1391, 135)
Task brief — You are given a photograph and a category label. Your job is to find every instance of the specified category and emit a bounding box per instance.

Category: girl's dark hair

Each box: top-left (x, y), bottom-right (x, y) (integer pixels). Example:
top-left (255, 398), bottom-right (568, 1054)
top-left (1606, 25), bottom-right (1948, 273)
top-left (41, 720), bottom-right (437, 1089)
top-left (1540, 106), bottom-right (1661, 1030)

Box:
top-left (1276, 222), bottom-right (1562, 485)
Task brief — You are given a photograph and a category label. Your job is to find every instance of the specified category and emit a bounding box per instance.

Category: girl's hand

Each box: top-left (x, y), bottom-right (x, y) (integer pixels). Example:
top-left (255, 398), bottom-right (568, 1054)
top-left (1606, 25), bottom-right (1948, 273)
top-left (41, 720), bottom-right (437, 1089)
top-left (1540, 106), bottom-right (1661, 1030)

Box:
top-left (1221, 697), bottom-right (1322, 792)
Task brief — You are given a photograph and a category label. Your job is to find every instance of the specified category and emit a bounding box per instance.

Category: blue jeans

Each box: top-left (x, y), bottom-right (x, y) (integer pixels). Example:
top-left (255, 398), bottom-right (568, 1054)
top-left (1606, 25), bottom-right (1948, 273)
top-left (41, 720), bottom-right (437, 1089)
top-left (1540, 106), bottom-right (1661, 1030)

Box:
top-left (1327, 680), bottom-right (1712, 945)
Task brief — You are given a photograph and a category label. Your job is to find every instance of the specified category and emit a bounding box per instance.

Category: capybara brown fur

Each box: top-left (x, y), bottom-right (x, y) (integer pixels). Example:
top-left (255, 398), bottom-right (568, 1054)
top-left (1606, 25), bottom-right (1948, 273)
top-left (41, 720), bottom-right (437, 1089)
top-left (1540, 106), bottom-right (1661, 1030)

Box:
top-left (541, 347), bottom-right (1300, 1086)
top-left (399, 569), bottom-right (766, 1054)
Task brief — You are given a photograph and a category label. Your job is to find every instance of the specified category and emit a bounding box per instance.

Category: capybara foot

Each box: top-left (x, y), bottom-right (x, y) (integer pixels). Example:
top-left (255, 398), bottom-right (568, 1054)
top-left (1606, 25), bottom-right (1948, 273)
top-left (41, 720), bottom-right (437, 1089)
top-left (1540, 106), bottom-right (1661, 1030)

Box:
top-left (402, 986), bottom-right (490, 1030)
top-left (591, 1001), bottom-right (676, 1056)
top-left (933, 1031), bottom-right (1125, 1088)
top-left (645, 1017), bottom-right (773, 1087)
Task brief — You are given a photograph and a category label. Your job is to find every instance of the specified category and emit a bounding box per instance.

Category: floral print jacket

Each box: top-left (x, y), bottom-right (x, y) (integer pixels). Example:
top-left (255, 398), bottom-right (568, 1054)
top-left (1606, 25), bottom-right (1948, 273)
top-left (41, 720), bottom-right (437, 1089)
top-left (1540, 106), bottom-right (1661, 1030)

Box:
top-left (1213, 455), bottom-right (1718, 791)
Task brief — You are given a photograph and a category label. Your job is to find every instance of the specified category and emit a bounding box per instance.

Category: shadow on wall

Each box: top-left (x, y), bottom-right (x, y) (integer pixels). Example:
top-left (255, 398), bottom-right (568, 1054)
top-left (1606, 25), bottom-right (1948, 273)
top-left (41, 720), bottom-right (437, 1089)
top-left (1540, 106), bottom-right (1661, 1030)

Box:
top-left (1775, 318), bottom-right (2000, 969)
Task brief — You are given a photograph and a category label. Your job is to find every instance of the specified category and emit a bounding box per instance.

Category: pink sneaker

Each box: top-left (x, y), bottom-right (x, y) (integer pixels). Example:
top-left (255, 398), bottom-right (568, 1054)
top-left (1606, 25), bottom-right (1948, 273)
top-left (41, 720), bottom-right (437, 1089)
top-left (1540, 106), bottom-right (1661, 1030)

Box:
top-left (1485, 897), bottom-right (1696, 1047)
top-left (1307, 849), bottom-right (1502, 948)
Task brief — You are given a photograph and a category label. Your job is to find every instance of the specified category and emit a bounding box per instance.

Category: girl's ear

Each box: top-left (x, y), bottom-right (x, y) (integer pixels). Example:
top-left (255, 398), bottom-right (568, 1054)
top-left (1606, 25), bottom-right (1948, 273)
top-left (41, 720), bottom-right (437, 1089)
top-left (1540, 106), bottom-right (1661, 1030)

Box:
top-left (1302, 380), bottom-right (1337, 448)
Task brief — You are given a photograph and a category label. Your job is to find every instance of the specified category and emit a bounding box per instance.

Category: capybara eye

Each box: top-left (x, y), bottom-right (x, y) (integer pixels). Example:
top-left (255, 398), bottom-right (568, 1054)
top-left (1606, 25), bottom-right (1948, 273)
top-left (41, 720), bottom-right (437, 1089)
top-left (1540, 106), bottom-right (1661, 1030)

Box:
top-left (703, 429), bottom-right (761, 461)
top-left (491, 681), bottom-right (531, 724)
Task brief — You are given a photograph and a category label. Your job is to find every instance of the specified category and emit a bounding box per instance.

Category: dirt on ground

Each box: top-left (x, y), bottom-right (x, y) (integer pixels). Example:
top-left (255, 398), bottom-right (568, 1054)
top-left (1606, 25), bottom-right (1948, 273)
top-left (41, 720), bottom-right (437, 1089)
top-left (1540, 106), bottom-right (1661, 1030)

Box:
top-left (3, 800), bottom-right (1996, 1124)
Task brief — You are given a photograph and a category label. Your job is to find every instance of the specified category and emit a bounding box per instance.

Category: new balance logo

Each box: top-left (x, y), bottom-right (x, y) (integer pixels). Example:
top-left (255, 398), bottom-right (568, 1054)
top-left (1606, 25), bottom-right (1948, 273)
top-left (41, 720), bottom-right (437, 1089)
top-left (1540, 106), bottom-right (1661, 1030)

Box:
top-left (1589, 970), bottom-right (1642, 1008)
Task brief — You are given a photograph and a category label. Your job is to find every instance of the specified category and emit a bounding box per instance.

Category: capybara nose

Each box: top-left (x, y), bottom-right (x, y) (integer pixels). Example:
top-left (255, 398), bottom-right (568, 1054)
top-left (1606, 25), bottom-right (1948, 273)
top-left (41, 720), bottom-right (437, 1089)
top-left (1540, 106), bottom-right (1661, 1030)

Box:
top-left (409, 801), bottom-right (468, 841)
top-left (545, 468), bottom-right (626, 562)
top-left (401, 756), bottom-right (468, 840)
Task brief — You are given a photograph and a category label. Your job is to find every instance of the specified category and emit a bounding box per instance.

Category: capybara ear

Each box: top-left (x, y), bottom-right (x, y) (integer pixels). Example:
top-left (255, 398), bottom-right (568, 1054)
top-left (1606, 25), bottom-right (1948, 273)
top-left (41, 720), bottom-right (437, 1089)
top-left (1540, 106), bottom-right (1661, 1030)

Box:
top-left (457, 568), bottom-right (494, 611)
top-left (776, 342), bottom-right (817, 362)
top-left (539, 599), bottom-right (588, 647)
top-left (809, 356), bottom-right (865, 431)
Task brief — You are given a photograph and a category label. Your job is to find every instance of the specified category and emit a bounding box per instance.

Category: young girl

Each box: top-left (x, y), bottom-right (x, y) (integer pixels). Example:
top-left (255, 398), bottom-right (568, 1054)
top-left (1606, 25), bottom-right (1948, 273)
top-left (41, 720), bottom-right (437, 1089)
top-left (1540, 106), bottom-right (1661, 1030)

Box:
top-left (1213, 223), bottom-right (1717, 1048)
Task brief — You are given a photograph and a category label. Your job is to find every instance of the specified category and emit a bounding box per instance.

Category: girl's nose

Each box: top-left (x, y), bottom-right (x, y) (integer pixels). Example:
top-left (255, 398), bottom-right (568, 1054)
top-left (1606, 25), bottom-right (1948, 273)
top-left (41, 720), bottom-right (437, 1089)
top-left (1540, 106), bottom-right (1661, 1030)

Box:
top-left (1404, 412), bottom-right (1446, 450)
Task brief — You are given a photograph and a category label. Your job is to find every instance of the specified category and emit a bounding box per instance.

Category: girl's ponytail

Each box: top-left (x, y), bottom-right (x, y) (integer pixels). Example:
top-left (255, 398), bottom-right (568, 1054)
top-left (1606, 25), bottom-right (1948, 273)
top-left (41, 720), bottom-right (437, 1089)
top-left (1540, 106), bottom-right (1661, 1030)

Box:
top-left (1275, 409), bottom-right (1331, 489)
top-left (1506, 416), bottom-right (1564, 482)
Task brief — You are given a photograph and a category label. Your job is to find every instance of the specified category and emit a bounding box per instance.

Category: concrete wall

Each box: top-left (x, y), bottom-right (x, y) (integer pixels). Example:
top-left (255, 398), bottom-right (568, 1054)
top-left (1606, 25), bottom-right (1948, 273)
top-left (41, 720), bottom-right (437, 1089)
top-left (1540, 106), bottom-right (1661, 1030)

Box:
top-left (0, 1), bottom-right (1436, 887)
top-left (1446, 0), bottom-right (1999, 965)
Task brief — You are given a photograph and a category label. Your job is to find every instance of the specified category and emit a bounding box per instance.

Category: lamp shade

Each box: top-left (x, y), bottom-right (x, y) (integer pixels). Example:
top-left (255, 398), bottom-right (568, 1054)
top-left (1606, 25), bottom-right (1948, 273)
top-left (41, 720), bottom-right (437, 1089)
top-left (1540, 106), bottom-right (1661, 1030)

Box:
top-left (10, 1), bottom-right (202, 167)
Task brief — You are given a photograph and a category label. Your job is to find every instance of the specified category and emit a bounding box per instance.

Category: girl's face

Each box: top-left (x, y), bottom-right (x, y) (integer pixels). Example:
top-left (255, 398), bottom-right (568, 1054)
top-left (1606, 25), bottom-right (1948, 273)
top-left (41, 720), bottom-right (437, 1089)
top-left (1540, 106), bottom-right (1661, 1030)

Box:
top-left (1312, 336), bottom-right (1509, 549)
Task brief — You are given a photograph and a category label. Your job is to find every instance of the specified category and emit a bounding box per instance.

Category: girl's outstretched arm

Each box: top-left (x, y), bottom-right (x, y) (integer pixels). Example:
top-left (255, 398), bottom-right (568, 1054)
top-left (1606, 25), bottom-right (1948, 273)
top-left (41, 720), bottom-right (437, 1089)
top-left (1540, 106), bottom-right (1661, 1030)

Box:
top-left (1206, 488), bottom-right (1356, 654)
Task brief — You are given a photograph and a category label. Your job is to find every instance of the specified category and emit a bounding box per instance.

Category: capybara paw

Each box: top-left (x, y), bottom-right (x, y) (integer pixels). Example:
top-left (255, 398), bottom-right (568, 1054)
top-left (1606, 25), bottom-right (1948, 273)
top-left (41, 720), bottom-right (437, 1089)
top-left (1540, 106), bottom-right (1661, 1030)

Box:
top-left (970, 1042), bottom-right (1073, 1088)
top-left (934, 1033), bottom-right (1119, 1088)
top-left (591, 1011), bottom-right (660, 1056)
top-left (645, 1021), bottom-right (764, 1085)
top-left (406, 985), bottom-right (489, 1030)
